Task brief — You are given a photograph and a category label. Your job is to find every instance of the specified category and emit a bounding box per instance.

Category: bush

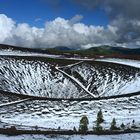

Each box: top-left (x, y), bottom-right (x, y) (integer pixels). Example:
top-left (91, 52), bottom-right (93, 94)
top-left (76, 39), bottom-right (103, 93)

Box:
top-left (79, 115), bottom-right (89, 133)
top-left (10, 126), bottom-right (17, 131)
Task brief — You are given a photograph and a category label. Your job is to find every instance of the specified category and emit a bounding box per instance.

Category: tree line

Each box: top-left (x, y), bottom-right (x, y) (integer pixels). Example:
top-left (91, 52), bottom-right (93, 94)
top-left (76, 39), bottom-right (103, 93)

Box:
top-left (78, 109), bottom-right (138, 133)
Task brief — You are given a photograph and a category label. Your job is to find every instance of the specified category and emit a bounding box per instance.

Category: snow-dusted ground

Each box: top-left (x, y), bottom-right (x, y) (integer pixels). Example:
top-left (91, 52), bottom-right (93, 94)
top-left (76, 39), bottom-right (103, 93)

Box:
top-left (0, 50), bottom-right (62, 58)
top-left (96, 58), bottom-right (140, 68)
top-left (0, 98), bottom-right (30, 107)
top-left (0, 56), bottom-right (139, 98)
top-left (0, 134), bottom-right (140, 140)
top-left (1, 95), bottom-right (140, 131)
top-left (0, 50), bottom-right (94, 60)
top-left (0, 57), bottom-right (91, 98)
top-left (56, 66), bottom-right (96, 98)
top-left (62, 62), bottom-right (140, 97)
top-left (0, 55), bottom-right (140, 136)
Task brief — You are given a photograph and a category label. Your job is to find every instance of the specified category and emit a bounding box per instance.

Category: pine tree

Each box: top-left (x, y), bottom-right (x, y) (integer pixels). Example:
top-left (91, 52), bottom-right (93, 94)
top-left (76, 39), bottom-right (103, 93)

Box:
top-left (73, 126), bottom-right (77, 132)
top-left (110, 118), bottom-right (117, 130)
top-left (94, 109), bottom-right (104, 132)
top-left (79, 115), bottom-right (89, 133)
top-left (131, 120), bottom-right (136, 128)
top-left (97, 109), bottom-right (104, 124)
top-left (95, 121), bottom-right (103, 132)
top-left (120, 123), bottom-right (125, 130)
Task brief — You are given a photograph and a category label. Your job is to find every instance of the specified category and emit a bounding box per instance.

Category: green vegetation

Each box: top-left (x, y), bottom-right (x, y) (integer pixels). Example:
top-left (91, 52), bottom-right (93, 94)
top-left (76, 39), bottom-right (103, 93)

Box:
top-left (45, 45), bottom-right (140, 56)
top-left (131, 120), bottom-right (137, 129)
top-left (120, 123), bottom-right (125, 130)
top-left (95, 122), bottom-right (103, 132)
top-left (73, 126), bottom-right (77, 132)
top-left (95, 109), bottom-right (104, 132)
top-left (97, 109), bottom-right (104, 124)
top-left (110, 118), bottom-right (119, 130)
top-left (1, 111), bottom-right (140, 135)
top-left (79, 115), bottom-right (89, 133)
top-left (78, 111), bottom-right (140, 134)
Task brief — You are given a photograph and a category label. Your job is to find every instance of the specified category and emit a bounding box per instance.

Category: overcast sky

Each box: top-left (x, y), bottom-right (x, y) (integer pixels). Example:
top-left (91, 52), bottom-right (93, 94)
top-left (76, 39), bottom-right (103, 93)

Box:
top-left (0, 0), bottom-right (140, 49)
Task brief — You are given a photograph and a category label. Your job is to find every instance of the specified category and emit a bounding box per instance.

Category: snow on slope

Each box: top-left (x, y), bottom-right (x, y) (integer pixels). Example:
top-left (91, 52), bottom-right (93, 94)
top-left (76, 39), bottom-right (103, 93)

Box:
top-left (0, 50), bottom-right (62, 58)
top-left (62, 62), bottom-right (140, 97)
top-left (0, 134), bottom-right (140, 140)
top-left (1, 95), bottom-right (140, 131)
top-left (56, 66), bottom-right (97, 98)
top-left (0, 57), bottom-right (91, 98)
top-left (96, 58), bottom-right (140, 68)
top-left (1, 134), bottom-right (140, 140)
top-left (0, 56), bottom-right (139, 98)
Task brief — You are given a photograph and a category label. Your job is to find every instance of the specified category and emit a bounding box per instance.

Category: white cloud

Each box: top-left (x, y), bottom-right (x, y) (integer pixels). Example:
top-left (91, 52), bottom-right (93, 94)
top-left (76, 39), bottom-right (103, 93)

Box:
top-left (0, 14), bottom-right (138, 49)
top-left (69, 14), bottom-right (83, 25)
top-left (0, 14), bottom-right (15, 42)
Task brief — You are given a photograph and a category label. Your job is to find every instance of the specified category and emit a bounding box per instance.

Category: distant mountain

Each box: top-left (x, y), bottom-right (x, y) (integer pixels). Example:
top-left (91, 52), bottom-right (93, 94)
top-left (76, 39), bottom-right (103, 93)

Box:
top-left (46, 46), bottom-right (72, 52)
top-left (86, 45), bottom-right (140, 55)
top-left (0, 44), bottom-right (140, 56)
top-left (46, 45), bottom-right (140, 56)
top-left (53, 46), bottom-right (72, 51)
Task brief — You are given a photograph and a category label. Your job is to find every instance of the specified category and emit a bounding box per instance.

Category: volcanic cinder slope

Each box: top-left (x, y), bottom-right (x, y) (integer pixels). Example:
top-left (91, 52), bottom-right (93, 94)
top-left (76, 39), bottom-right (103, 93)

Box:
top-left (0, 57), bottom-right (89, 99)
top-left (0, 54), bottom-right (140, 131)
top-left (61, 61), bottom-right (140, 97)
top-left (0, 57), bottom-right (139, 98)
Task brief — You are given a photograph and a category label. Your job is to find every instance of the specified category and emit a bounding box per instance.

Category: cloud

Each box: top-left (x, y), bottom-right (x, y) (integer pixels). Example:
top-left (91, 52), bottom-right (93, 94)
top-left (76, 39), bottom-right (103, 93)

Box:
top-left (0, 14), bottom-right (15, 42)
top-left (74, 0), bottom-right (140, 47)
top-left (0, 14), bottom-right (119, 49)
top-left (69, 14), bottom-right (83, 25)
top-left (0, 13), bottom-right (139, 49)
top-left (1, 1), bottom-right (139, 49)
top-left (74, 0), bottom-right (140, 19)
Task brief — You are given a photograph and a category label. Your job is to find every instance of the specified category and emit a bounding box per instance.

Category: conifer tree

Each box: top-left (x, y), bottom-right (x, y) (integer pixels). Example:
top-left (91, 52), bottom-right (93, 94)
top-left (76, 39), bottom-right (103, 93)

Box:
top-left (97, 109), bottom-right (104, 124)
top-left (95, 121), bottom-right (103, 132)
top-left (120, 123), bottom-right (125, 130)
top-left (94, 109), bottom-right (104, 132)
top-left (110, 118), bottom-right (117, 130)
top-left (79, 115), bottom-right (89, 133)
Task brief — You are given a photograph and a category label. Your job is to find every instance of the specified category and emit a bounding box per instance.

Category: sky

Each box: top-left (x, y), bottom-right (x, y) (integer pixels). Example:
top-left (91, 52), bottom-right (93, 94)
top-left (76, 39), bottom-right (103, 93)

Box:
top-left (0, 0), bottom-right (140, 49)
top-left (0, 0), bottom-right (109, 27)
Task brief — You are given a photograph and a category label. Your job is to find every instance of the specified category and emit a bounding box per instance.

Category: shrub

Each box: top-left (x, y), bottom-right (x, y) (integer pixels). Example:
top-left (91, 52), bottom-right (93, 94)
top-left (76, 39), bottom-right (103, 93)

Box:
top-left (10, 126), bottom-right (17, 131)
